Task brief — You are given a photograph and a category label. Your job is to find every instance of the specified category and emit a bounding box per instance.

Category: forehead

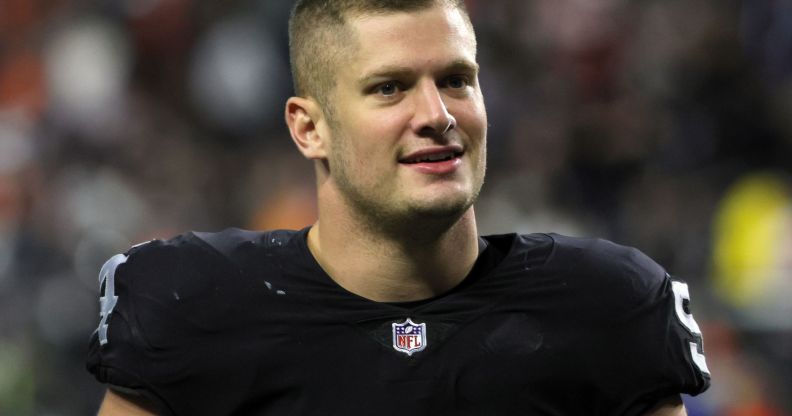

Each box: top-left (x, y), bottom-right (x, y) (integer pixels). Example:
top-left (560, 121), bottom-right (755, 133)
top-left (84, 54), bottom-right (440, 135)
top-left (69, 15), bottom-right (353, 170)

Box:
top-left (343, 6), bottom-right (477, 77)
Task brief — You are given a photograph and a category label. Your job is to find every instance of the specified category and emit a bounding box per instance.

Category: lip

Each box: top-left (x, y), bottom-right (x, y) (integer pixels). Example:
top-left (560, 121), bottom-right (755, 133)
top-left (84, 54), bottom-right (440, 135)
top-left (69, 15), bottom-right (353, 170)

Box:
top-left (399, 145), bottom-right (464, 175)
top-left (398, 145), bottom-right (464, 164)
top-left (403, 157), bottom-right (462, 175)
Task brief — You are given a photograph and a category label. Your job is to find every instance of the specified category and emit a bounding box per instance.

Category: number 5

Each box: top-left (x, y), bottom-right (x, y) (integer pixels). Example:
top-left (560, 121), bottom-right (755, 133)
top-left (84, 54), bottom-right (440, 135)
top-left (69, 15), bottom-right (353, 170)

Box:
top-left (671, 278), bottom-right (710, 375)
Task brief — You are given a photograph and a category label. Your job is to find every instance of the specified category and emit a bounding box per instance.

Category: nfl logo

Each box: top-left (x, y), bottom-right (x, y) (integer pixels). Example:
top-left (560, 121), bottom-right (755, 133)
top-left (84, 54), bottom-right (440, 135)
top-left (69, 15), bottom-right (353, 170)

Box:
top-left (392, 318), bottom-right (427, 356)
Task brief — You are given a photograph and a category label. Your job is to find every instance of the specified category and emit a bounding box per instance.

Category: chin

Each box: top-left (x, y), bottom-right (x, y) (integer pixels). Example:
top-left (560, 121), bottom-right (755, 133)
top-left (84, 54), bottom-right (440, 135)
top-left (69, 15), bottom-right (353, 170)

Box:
top-left (407, 194), bottom-right (474, 220)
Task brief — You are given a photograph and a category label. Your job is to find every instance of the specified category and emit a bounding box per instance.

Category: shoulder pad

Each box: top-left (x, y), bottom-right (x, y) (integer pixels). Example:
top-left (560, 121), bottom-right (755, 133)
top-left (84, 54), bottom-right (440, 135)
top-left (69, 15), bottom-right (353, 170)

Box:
top-left (192, 228), bottom-right (299, 262)
top-left (545, 234), bottom-right (667, 313)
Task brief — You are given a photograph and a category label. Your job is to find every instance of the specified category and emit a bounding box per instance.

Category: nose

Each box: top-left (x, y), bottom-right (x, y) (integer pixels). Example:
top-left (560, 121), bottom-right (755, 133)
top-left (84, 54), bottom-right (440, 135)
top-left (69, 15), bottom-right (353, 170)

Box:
top-left (411, 81), bottom-right (456, 137)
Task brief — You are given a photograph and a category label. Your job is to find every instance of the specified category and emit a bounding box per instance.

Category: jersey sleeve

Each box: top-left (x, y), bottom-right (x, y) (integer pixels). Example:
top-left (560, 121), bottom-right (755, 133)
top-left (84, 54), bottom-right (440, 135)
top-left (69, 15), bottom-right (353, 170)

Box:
top-left (86, 238), bottom-right (178, 414)
top-left (85, 231), bottom-right (272, 415)
top-left (548, 235), bottom-right (711, 415)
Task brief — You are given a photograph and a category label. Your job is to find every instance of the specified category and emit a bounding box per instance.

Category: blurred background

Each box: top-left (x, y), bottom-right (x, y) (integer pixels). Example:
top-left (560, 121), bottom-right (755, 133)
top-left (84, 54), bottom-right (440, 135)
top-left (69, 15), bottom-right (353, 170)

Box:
top-left (0, 0), bottom-right (790, 414)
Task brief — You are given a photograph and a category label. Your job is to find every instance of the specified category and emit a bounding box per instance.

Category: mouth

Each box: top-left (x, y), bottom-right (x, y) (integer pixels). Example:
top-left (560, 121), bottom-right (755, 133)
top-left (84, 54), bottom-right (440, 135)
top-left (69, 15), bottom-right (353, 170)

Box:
top-left (399, 147), bottom-right (464, 164)
top-left (398, 146), bottom-right (465, 175)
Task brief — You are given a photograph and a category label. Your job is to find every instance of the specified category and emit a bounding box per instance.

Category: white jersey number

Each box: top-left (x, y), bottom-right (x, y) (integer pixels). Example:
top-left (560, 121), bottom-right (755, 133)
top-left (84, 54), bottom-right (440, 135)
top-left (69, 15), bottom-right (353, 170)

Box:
top-left (670, 279), bottom-right (710, 375)
top-left (95, 254), bottom-right (128, 346)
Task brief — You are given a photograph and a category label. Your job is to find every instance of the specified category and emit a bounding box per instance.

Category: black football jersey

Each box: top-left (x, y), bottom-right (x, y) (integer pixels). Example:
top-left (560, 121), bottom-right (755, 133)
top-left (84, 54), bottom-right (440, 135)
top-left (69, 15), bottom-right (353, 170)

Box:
top-left (86, 228), bottom-right (710, 415)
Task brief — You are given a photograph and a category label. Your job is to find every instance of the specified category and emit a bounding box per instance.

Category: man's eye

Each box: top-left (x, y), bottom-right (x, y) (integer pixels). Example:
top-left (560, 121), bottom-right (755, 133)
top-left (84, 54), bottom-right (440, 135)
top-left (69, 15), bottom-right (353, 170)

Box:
top-left (377, 82), bottom-right (399, 96)
top-left (445, 75), bottom-right (469, 89)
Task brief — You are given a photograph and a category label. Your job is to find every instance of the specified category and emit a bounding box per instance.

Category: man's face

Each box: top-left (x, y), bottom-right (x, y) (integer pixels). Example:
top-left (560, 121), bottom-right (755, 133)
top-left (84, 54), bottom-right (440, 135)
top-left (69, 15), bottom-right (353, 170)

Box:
top-left (322, 5), bottom-right (487, 226)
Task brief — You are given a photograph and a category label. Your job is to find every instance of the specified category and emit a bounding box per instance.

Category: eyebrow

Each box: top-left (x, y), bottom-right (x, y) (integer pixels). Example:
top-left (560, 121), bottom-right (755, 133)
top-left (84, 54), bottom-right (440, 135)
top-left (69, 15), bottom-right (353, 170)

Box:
top-left (357, 59), bottom-right (480, 88)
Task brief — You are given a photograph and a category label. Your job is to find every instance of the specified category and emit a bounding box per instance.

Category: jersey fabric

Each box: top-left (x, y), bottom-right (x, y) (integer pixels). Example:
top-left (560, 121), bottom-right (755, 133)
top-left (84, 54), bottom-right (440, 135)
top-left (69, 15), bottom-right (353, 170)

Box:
top-left (86, 228), bottom-right (710, 415)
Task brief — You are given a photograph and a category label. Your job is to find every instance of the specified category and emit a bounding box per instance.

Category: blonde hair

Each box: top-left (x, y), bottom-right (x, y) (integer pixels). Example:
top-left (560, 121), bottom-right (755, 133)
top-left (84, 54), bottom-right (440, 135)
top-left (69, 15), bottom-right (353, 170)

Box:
top-left (288, 0), bottom-right (472, 110)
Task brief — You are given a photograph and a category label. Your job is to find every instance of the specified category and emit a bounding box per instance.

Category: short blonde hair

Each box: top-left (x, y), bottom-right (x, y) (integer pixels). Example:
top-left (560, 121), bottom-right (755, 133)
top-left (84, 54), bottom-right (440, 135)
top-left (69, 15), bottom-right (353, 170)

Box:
top-left (288, 0), bottom-right (472, 110)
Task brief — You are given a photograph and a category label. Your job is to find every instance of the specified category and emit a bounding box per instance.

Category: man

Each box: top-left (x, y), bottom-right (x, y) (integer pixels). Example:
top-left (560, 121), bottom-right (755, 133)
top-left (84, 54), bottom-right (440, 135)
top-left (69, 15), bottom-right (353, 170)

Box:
top-left (88, 0), bottom-right (710, 414)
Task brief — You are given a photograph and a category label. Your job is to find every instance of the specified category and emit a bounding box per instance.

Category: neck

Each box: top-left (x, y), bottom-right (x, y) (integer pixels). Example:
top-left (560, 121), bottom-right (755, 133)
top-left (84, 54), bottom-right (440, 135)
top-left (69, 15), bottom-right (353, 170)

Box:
top-left (307, 198), bottom-right (480, 303)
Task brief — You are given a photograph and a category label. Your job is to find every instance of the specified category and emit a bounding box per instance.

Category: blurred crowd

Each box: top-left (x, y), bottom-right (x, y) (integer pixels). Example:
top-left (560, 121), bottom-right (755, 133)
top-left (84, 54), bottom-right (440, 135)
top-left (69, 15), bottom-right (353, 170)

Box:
top-left (0, 0), bottom-right (790, 414)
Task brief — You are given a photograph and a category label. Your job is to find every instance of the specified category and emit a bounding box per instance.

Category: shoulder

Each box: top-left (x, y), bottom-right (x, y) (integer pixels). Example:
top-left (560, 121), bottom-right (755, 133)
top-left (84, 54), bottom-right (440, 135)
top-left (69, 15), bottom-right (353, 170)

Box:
top-left (505, 234), bottom-right (712, 405)
top-left (88, 228), bottom-right (304, 413)
top-left (546, 233), bottom-right (665, 278)
top-left (124, 227), bottom-right (300, 265)
top-left (115, 228), bottom-right (302, 284)
top-left (100, 228), bottom-right (301, 345)
top-left (115, 226), bottom-right (303, 294)
top-left (190, 227), bottom-right (301, 261)
top-left (541, 233), bottom-right (668, 312)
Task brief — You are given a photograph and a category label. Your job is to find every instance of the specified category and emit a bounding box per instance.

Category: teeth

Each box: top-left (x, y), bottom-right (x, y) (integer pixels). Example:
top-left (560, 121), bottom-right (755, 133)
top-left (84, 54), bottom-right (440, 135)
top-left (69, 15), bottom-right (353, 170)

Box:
top-left (411, 152), bottom-right (455, 163)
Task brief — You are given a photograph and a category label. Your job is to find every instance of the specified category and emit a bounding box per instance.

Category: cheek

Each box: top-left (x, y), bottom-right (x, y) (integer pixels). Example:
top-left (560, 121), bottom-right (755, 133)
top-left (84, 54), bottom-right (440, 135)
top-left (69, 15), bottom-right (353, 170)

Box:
top-left (450, 89), bottom-right (486, 125)
top-left (457, 103), bottom-right (487, 144)
top-left (471, 95), bottom-right (488, 136)
top-left (344, 110), bottom-right (406, 154)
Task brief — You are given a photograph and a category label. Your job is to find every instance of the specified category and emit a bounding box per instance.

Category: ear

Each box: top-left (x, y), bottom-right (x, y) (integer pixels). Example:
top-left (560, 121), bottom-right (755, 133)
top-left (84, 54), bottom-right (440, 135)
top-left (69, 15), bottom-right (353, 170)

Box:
top-left (285, 96), bottom-right (328, 160)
